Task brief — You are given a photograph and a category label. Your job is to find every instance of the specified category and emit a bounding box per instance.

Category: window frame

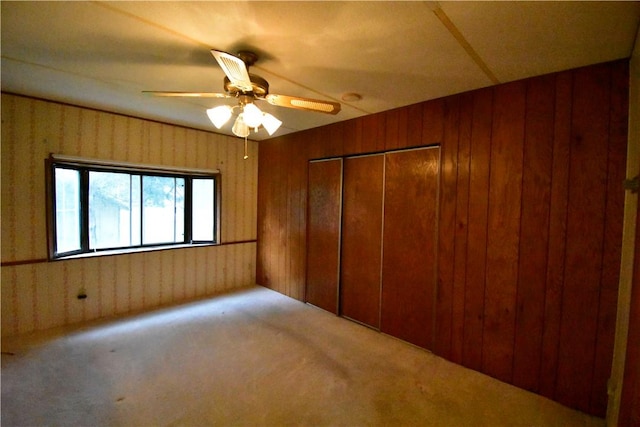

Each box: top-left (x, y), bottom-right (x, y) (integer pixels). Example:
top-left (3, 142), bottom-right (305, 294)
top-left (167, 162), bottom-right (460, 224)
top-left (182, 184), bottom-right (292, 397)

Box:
top-left (46, 155), bottom-right (221, 260)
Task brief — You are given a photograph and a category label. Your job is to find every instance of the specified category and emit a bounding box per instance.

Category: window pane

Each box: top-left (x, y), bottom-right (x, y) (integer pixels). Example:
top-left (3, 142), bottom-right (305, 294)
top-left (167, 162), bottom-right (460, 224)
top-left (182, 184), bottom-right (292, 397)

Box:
top-left (55, 167), bottom-right (81, 253)
top-left (142, 176), bottom-right (184, 245)
top-left (192, 178), bottom-right (215, 241)
top-left (131, 175), bottom-right (141, 246)
top-left (175, 178), bottom-right (185, 242)
top-left (89, 171), bottom-right (135, 249)
top-left (51, 160), bottom-right (217, 259)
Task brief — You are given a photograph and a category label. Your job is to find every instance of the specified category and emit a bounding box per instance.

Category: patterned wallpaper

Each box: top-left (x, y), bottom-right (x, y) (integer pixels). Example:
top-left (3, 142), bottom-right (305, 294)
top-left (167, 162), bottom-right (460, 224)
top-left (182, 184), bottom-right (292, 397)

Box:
top-left (1, 93), bottom-right (258, 336)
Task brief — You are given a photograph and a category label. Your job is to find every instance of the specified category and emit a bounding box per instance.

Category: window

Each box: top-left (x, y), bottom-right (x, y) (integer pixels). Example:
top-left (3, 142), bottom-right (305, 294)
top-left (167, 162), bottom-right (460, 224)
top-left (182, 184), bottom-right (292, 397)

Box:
top-left (47, 156), bottom-right (220, 259)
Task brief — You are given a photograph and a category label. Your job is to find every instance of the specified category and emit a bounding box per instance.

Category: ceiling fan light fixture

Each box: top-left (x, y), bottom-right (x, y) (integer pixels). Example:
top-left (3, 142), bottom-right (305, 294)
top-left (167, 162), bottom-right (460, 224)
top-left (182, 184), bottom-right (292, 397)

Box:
top-left (242, 102), bottom-right (263, 129)
top-left (206, 105), bottom-right (233, 128)
top-left (262, 113), bottom-right (283, 136)
top-left (232, 114), bottom-right (250, 138)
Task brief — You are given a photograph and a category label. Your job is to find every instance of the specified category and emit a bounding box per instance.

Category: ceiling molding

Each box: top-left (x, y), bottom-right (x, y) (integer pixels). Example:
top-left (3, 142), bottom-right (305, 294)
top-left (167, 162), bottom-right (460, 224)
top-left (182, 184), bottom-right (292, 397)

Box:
top-left (427, 2), bottom-right (500, 85)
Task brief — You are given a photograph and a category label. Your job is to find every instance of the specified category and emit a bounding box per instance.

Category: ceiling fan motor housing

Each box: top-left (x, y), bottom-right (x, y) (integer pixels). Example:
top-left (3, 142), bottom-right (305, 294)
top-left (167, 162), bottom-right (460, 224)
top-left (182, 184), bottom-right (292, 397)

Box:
top-left (223, 74), bottom-right (269, 97)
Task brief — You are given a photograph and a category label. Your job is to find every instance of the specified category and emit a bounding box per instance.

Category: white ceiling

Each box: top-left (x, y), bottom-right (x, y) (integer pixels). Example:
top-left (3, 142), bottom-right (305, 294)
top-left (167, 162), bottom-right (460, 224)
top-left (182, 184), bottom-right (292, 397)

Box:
top-left (2, 1), bottom-right (639, 141)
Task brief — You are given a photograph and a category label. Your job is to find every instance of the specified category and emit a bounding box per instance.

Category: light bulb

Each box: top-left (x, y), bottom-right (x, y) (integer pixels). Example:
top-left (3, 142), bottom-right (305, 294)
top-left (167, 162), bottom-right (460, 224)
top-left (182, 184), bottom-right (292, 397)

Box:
top-left (262, 113), bottom-right (282, 135)
top-left (242, 103), bottom-right (263, 128)
top-left (206, 105), bottom-right (233, 129)
top-left (232, 114), bottom-right (250, 137)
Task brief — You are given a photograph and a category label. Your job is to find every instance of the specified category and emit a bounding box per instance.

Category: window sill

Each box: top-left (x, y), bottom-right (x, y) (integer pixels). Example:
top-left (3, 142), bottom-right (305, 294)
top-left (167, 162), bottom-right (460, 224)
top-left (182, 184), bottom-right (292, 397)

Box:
top-left (52, 242), bottom-right (218, 261)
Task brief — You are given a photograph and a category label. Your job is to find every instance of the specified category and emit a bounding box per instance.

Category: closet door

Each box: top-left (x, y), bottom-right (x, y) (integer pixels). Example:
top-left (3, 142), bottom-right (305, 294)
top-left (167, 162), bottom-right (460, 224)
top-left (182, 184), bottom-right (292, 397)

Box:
top-left (305, 159), bottom-right (343, 314)
top-left (340, 154), bottom-right (384, 328)
top-left (381, 147), bottom-right (440, 349)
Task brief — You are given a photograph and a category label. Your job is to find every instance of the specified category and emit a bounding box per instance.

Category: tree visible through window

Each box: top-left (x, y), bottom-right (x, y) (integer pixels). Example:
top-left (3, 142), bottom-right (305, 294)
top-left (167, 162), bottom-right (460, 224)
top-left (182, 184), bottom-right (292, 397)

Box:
top-left (49, 159), bottom-right (219, 258)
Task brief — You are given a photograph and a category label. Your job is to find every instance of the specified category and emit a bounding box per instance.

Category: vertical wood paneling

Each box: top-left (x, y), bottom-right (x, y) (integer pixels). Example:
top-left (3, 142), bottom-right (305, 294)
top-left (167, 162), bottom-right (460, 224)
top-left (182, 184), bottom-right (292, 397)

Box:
top-left (556, 64), bottom-right (611, 413)
top-left (2, 269), bottom-right (18, 335)
top-left (84, 258), bottom-right (101, 320)
top-left (114, 255), bottom-right (129, 314)
top-left (1, 96), bottom-right (16, 260)
top-left (46, 262), bottom-right (66, 328)
top-left (111, 115), bottom-right (128, 162)
top-left (225, 140), bottom-right (238, 242)
top-left (33, 264), bottom-right (49, 330)
top-left (363, 113), bottom-right (386, 152)
top-left (451, 93), bottom-right (473, 363)
top-left (15, 266), bottom-right (35, 334)
top-left (435, 95), bottom-right (460, 358)
top-left (184, 247), bottom-right (196, 300)
top-left (256, 60), bottom-right (628, 417)
top-left (127, 118), bottom-right (143, 163)
top-left (275, 139), bottom-right (289, 296)
top-left (101, 255), bottom-right (117, 318)
top-left (66, 261), bottom-right (84, 325)
top-left (96, 113), bottom-right (113, 159)
top-left (422, 98), bottom-right (445, 146)
top-left (287, 139), bottom-right (307, 301)
top-left (256, 142), bottom-right (268, 288)
top-left (325, 122), bottom-right (345, 158)
top-left (30, 265), bottom-right (39, 330)
top-left (27, 101), bottom-right (39, 259)
top-left (129, 253), bottom-right (145, 312)
top-left (79, 109), bottom-right (97, 158)
top-left (462, 87), bottom-right (493, 371)
top-left (539, 70), bottom-right (573, 400)
top-left (33, 100), bottom-right (53, 255)
top-left (406, 104), bottom-right (424, 149)
top-left (206, 245), bottom-right (218, 295)
top-left (591, 61), bottom-right (628, 414)
top-left (512, 74), bottom-right (555, 393)
top-left (383, 108), bottom-right (406, 151)
top-left (174, 127), bottom-right (187, 168)
top-left (482, 81), bottom-right (525, 384)
top-left (1, 94), bottom-right (257, 338)
top-left (304, 127), bottom-right (323, 162)
top-left (161, 124), bottom-right (173, 165)
top-left (14, 98), bottom-right (33, 260)
top-left (342, 119), bottom-right (364, 155)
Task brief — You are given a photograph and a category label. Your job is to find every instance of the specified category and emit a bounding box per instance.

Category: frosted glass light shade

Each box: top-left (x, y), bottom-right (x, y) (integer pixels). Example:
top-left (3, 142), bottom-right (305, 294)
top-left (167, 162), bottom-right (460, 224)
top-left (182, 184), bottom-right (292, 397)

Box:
top-left (242, 103), bottom-right (263, 128)
top-left (232, 114), bottom-right (250, 137)
top-left (206, 105), bottom-right (233, 128)
top-left (262, 113), bottom-right (282, 135)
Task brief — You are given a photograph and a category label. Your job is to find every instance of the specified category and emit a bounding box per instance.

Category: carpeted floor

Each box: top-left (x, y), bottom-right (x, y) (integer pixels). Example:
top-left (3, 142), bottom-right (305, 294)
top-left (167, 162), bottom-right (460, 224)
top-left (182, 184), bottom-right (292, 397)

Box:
top-left (2, 286), bottom-right (604, 426)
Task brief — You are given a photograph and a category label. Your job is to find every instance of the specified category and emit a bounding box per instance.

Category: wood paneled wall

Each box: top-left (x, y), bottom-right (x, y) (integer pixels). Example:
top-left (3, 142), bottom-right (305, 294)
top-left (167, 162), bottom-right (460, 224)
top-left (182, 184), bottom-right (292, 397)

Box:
top-left (1, 93), bottom-right (258, 337)
top-left (256, 60), bottom-right (629, 416)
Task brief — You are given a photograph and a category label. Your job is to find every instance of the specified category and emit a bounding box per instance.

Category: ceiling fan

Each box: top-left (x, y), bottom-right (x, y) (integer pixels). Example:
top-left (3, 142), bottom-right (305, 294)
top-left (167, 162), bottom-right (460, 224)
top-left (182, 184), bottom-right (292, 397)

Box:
top-left (143, 49), bottom-right (341, 140)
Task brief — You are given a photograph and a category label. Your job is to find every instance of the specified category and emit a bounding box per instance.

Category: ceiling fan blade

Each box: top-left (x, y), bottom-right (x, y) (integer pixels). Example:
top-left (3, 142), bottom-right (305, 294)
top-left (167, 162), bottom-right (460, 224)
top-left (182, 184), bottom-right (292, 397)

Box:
top-left (142, 91), bottom-right (230, 98)
top-left (210, 50), bottom-right (253, 92)
top-left (265, 94), bottom-right (341, 115)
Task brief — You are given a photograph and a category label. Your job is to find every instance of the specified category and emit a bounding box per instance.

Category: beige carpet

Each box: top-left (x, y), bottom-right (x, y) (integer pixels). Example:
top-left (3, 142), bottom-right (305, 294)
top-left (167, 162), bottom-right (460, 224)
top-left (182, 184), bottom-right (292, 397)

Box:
top-left (2, 286), bottom-right (604, 426)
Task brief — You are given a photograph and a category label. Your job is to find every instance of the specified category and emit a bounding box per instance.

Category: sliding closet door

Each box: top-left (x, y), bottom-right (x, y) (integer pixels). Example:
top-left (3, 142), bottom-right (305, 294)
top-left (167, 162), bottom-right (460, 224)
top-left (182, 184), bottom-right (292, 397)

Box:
top-left (381, 147), bottom-right (440, 349)
top-left (340, 154), bottom-right (384, 328)
top-left (305, 159), bottom-right (343, 314)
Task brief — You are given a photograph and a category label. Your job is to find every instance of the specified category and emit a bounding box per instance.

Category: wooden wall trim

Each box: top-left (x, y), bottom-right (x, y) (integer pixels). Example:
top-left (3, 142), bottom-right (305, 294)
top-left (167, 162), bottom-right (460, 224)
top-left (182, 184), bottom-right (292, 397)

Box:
top-left (0, 258), bottom-right (49, 267)
top-left (0, 240), bottom-right (257, 267)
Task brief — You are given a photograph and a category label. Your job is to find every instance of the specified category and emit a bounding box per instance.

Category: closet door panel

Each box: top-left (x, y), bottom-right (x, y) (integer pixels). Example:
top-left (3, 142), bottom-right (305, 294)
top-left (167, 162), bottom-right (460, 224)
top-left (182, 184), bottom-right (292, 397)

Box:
top-left (381, 147), bottom-right (439, 349)
top-left (340, 154), bottom-right (384, 328)
top-left (305, 159), bottom-right (343, 313)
